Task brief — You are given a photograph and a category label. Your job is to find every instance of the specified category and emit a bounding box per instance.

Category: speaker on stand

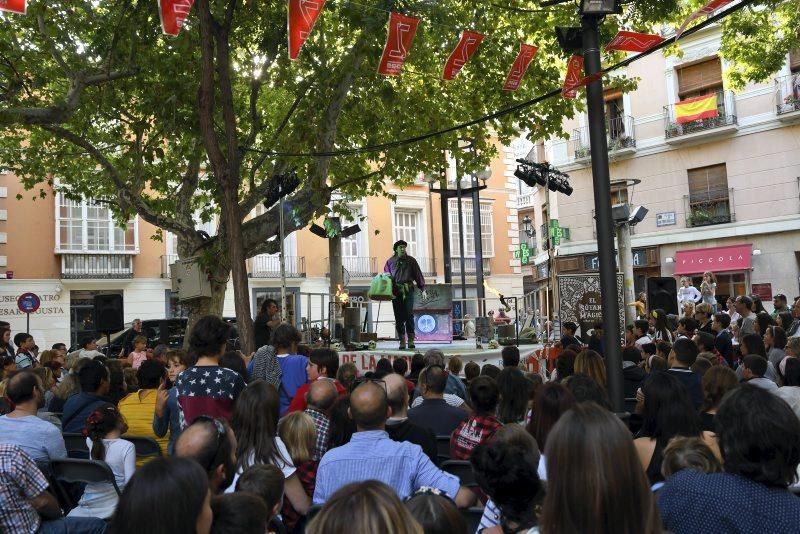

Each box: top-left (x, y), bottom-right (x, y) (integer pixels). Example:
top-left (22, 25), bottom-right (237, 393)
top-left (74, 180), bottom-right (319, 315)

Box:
top-left (93, 294), bottom-right (125, 351)
top-left (646, 277), bottom-right (678, 316)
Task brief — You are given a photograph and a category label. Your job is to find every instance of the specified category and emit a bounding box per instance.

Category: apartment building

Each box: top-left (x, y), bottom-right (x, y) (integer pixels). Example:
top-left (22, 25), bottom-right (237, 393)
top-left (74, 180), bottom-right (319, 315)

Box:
top-left (516, 25), bottom-right (800, 318)
top-left (0, 146), bottom-right (523, 348)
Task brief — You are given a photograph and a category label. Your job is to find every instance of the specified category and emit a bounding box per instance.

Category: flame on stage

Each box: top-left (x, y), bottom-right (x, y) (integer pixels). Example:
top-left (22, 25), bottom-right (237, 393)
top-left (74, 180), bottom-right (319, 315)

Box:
top-left (335, 284), bottom-right (349, 305)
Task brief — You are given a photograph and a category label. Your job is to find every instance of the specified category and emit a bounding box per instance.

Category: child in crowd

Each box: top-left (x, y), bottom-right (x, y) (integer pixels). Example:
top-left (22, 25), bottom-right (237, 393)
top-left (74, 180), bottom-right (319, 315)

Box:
top-left (287, 348), bottom-right (346, 414)
top-left (127, 335), bottom-right (149, 370)
top-left (154, 350), bottom-right (190, 455)
top-left (236, 464), bottom-right (287, 534)
top-left (559, 322), bottom-right (580, 350)
top-left (634, 320), bottom-right (652, 349)
top-left (14, 333), bottom-right (36, 369)
top-left (69, 406), bottom-right (135, 519)
top-left (278, 411), bottom-right (318, 532)
top-left (653, 436), bottom-right (722, 492)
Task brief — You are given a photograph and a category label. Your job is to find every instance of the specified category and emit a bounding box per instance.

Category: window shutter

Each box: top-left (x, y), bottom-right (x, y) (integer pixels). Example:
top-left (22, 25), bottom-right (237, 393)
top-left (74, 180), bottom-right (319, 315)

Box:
top-left (603, 89), bottom-right (623, 102)
top-left (688, 164), bottom-right (728, 202)
top-left (677, 57), bottom-right (723, 97)
top-left (790, 49), bottom-right (800, 72)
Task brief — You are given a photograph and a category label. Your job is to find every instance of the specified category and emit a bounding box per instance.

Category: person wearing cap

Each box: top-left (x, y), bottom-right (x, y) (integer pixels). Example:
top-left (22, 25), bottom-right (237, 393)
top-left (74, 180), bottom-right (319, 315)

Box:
top-left (383, 240), bottom-right (427, 350)
top-left (772, 294), bottom-right (790, 319)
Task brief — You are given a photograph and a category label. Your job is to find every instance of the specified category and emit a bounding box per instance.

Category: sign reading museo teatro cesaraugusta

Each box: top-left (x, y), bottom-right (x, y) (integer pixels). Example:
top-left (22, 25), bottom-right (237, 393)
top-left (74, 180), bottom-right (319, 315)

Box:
top-left (0, 293), bottom-right (65, 316)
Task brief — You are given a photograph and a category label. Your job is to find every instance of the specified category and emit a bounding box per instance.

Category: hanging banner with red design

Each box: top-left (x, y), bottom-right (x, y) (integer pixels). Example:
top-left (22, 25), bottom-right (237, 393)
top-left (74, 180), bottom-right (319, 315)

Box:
top-left (288, 0), bottom-right (327, 60)
top-left (561, 55), bottom-right (584, 99)
top-left (377, 12), bottom-right (420, 76)
top-left (0, 0), bottom-right (26, 14)
top-left (675, 0), bottom-right (733, 39)
top-left (605, 31), bottom-right (664, 53)
top-left (159, 0), bottom-right (196, 36)
top-left (442, 30), bottom-right (485, 80)
top-left (503, 43), bottom-right (538, 91)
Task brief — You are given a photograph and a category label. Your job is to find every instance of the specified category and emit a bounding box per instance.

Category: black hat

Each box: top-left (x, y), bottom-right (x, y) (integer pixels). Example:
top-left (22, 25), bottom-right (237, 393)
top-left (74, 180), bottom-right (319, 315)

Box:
top-left (393, 240), bottom-right (407, 252)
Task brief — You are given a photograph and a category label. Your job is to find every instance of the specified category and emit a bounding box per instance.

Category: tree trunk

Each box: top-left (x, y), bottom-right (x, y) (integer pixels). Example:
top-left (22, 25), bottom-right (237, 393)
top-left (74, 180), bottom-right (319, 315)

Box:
top-left (183, 273), bottom-right (228, 351)
top-left (221, 185), bottom-right (255, 354)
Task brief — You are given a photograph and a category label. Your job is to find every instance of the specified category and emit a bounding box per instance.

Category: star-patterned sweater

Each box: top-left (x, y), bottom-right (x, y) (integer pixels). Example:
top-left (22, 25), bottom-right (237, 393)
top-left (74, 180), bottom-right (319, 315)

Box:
top-left (175, 365), bottom-right (247, 427)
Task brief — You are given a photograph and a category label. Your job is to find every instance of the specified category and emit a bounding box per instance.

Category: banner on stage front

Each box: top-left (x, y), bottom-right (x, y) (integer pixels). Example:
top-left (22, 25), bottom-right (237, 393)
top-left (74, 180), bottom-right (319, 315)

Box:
top-left (557, 273), bottom-right (624, 339)
top-left (0, 0), bottom-right (26, 14)
top-left (288, 0), bottom-right (326, 60)
top-left (377, 12), bottom-right (420, 76)
top-left (503, 43), bottom-right (538, 91)
top-left (443, 30), bottom-right (484, 80)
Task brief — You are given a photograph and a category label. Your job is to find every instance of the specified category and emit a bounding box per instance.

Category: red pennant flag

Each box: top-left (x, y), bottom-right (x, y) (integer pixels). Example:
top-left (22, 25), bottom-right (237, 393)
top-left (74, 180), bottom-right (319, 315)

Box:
top-left (377, 13), bottom-right (420, 76)
top-left (503, 43), bottom-right (538, 91)
top-left (605, 31), bottom-right (664, 53)
top-left (159, 0), bottom-right (196, 36)
top-left (561, 55), bottom-right (585, 99)
top-left (443, 30), bottom-right (485, 80)
top-left (675, 0), bottom-right (733, 39)
top-left (0, 0), bottom-right (26, 14)
top-left (288, 0), bottom-right (326, 60)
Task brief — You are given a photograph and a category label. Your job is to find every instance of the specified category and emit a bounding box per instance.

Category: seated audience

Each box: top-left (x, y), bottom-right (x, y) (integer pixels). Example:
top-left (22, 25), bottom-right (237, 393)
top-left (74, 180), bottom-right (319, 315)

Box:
top-left (302, 379), bottom-right (337, 461)
top-left (690, 356), bottom-right (712, 377)
top-left (247, 342), bottom-right (281, 391)
top-left (699, 365), bottom-right (738, 433)
top-left (405, 489), bottom-right (468, 534)
top-left (496, 368), bottom-right (534, 424)
top-left (0, 370), bottom-right (66, 462)
top-left (62, 359), bottom-right (113, 433)
top-left (385, 373), bottom-right (437, 465)
top-left (635, 371), bottom-right (702, 485)
top-left (559, 321), bottom-right (581, 350)
top-left (542, 403), bottom-right (661, 533)
top-left (587, 321), bottom-right (604, 356)
top-left (552, 348), bottom-right (577, 383)
top-left (574, 350), bottom-right (607, 388)
top-left (335, 363), bottom-right (358, 393)
top-left (210, 493), bottom-right (267, 534)
top-left (774, 358), bottom-right (800, 417)
top-left (153, 349), bottom-right (190, 454)
top-left (651, 309), bottom-right (674, 342)
top-left (176, 416), bottom-right (237, 494)
top-left (230, 381), bottom-right (310, 516)
top-left (76, 337), bottom-right (104, 361)
top-left (108, 456), bottom-right (213, 534)
top-left (501, 346), bottom-right (521, 369)
top-left (527, 382), bottom-right (576, 481)
top-left (277, 411), bottom-right (318, 532)
top-left (69, 406), bottom-right (135, 519)
top-left (622, 347), bottom-right (647, 398)
top-left (408, 366), bottom-right (468, 436)
top-left (711, 313), bottom-right (734, 366)
top-left (0, 445), bottom-right (106, 534)
top-left (313, 381), bottom-right (474, 507)
top-left (220, 350), bottom-right (250, 384)
top-left (447, 355), bottom-right (463, 377)
top-left (764, 325), bottom-right (787, 371)
top-left (741, 355), bottom-right (777, 390)
top-left (480, 363), bottom-right (501, 380)
top-left (271, 324), bottom-right (309, 416)
top-left (126, 336), bottom-right (149, 370)
top-left (659, 436), bottom-right (722, 483)
top-left (463, 361), bottom-right (480, 387)
top-left (421, 349), bottom-right (467, 400)
top-left (634, 320), bottom-right (652, 349)
top-left (666, 337), bottom-right (704, 409)
top-left (235, 464), bottom-right (286, 534)
top-left (327, 395), bottom-right (356, 449)
top-left (450, 376), bottom-right (502, 460)
top-left (287, 348), bottom-right (346, 413)
top-left (694, 303), bottom-right (714, 335)
top-left (407, 353), bottom-right (425, 383)
top-left (308, 480), bottom-right (423, 534)
top-left (564, 373), bottom-right (611, 410)
top-left (658, 385), bottom-right (800, 533)
top-left (118, 359), bottom-right (169, 460)
top-left (176, 316), bottom-right (246, 425)
top-left (736, 333), bottom-right (779, 383)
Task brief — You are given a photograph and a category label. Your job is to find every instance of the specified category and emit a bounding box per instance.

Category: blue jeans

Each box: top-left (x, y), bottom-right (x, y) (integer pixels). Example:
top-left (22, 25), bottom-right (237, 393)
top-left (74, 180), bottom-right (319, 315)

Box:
top-left (392, 290), bottom-right (415, 339)
top-left (39, 517), bottom-right (107, 534)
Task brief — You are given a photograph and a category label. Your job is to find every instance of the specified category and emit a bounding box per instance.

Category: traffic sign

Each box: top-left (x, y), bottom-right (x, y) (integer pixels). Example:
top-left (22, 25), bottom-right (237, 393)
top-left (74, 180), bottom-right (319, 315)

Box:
top-left (17, 292), bottom-right (40, 313)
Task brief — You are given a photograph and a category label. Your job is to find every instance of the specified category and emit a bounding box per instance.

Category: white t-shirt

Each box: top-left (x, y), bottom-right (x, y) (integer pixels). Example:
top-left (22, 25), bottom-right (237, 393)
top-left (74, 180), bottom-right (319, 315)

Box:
top-left (69, 438), bottom-right (135, 519)
top-left (225, 436), bottom-right (296, 493)
top-left (635, 335), bottom-right (653, 349)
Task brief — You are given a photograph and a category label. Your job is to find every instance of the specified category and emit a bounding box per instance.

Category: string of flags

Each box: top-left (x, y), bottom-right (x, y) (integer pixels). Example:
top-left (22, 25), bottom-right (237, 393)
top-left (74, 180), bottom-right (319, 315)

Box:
top-left (0, 0), bottom-right (728, 98)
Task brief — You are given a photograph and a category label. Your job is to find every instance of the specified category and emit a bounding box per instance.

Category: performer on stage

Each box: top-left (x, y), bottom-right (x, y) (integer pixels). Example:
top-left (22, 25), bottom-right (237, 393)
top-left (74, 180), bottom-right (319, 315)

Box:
top-left (384, 240), bottom-right (427, 350)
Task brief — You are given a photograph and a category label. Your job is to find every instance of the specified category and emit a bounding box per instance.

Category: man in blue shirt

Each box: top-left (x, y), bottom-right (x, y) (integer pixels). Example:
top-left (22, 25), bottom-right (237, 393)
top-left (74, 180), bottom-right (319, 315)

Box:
top-left (61, 359), bottom-right (113, 433)
top-left (665, 337), bottom-right (704, 409)
top-left (658, 385), bottom-right (800, 533)
top-left (313, 381), bottom-right (474, 507)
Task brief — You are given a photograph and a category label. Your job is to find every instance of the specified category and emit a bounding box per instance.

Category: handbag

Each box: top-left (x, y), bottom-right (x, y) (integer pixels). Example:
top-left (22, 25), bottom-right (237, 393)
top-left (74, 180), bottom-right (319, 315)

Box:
top-left (368, 273), bottom-right (394, 301)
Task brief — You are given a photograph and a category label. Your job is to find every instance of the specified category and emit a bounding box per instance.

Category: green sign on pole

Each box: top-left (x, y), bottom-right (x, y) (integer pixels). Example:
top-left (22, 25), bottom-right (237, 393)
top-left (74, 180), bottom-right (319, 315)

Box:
top-left (514, 242), bottom-right (531, 265)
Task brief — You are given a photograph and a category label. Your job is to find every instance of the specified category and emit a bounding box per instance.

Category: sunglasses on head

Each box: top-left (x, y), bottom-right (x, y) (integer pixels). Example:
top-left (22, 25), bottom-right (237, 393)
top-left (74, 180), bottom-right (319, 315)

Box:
top-left (193, 415), bottom-right (226, 471)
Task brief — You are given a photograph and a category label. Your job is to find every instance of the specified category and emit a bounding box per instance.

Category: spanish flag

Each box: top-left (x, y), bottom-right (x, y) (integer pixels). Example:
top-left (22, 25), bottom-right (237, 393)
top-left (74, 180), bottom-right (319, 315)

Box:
top-left (675, 94), bottom-right (718, 124)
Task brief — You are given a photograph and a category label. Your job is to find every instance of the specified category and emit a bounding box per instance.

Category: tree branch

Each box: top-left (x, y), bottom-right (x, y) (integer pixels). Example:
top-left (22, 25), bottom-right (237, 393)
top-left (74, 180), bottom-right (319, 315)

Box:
top-left (197, 0), bottom-right (228, 176)
top-left (37, 14), bottom-right (73, 77)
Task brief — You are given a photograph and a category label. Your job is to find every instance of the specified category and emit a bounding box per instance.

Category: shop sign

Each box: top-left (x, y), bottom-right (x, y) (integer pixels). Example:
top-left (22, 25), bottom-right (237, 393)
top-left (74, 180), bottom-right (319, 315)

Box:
top-left (751, 283), bottom-right (772, 301)
top-left (0, 293), bottom-right (65, 316)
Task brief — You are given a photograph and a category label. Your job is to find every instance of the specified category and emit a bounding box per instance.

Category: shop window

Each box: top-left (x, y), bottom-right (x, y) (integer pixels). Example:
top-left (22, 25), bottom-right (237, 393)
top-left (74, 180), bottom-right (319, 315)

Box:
top-left (686, 164), bottom-right (731, 227)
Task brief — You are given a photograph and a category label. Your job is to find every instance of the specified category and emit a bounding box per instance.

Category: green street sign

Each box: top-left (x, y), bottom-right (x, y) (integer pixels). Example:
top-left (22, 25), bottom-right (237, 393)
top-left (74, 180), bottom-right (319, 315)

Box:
top-left (515, 243), bottom-right (532, 265)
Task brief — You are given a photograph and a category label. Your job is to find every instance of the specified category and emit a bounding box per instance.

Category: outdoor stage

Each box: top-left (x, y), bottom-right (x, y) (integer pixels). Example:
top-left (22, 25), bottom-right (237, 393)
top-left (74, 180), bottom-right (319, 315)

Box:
top-left (338, 339), bottom-right (544, 373)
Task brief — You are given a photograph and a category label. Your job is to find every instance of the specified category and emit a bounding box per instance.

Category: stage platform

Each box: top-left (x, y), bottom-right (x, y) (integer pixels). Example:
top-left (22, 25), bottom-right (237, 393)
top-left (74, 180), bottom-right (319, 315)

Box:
top-left (338, 339), bottom-right (544, 373)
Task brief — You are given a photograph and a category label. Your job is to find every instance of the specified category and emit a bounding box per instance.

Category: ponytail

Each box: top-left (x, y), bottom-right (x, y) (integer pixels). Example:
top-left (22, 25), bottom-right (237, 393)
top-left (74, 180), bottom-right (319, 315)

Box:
top-left (83, 406), bottom-right (123, 461)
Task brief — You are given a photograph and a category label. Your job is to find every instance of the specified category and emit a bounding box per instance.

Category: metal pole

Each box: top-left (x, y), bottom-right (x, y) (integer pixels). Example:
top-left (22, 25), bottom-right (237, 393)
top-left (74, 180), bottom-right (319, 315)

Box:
top-left (456, 175), bottom-right (467, 307)
top-left (617, 223), bottom-right (637, 325)
top-left (583, 14), bottom-right (624, 413)
top-left (440, 191), bottom-right (452, 284)
top-left (427, 189), bottom-right (437, 280)
top-left (472, 173), bottom-right (486, 316)
top-left (328, 217), bottom-right (343, 341)
top-left (279, 193), bottom-right (287, 323)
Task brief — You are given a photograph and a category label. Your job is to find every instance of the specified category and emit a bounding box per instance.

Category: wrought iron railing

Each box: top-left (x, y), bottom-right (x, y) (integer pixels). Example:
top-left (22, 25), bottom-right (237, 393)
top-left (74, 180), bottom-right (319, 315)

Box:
top-left (60, 254), bottom-right (134, 279)
top-left (250, 255), bottom-right (306, 278)
top-left (664, 91), bottom-right (737, 138)
top-left (684, 187), bottom-right (735, 228)
top-left (571, 115), bottom-right (637, 161)
top-left (775, 73), bottom-right (800, 115)
top-left (326, 256), bottom-right (377, 278)
top-left (161, 254), bottom-right (178, 278)
top-left (450, 257), bottom-right (492, 275)
top-left (416, 256), bottom-right (437, 277)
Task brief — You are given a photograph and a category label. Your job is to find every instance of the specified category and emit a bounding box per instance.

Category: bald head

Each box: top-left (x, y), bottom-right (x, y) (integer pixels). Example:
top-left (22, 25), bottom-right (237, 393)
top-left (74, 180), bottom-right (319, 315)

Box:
top-left (350, 381), bottom-right (389, 430)
top-left (384, 373), bottom-right (408, 415)
top-left (307, 379), bottom-right (338, 411)
top-left (175, 421), bottom-right (218, 464)
top-left (175, 418), bottom-right (237, 493)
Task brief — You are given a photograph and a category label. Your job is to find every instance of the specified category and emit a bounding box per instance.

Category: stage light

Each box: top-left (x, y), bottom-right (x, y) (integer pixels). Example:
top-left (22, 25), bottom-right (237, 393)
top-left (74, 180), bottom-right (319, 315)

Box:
top-left (580, 0), bottom-right (621, 15)
top-left (628, 205), bottom-right (648, 226)
top-left (555, 26), bottom-right (583, 53)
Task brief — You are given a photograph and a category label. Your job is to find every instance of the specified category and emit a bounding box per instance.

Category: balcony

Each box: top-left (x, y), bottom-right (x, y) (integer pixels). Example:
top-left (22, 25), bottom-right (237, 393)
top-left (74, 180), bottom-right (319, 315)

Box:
top-left (250, 255), bottom-right (306, 278)
top-left (60, 254), bottom-right (134, 279)
top-left (326, 256), bottom-right (377, 278)
top-left (664, 91), bottom-right (738, 144)
top-left (570, 115), bottom-right (637, 163)
top-left (161, 254), bottom-right (178, 278)
top-left (775, 73), bottom-right (800, 121)
top-left (684, 188), bottom-right (735, 228)
top-left (450, 257), bottom-right (491, 276)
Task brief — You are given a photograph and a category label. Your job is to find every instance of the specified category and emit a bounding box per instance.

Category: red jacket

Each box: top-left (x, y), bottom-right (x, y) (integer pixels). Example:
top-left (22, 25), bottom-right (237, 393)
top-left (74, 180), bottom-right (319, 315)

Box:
top-left (287, 379), bottom-right (347, 413)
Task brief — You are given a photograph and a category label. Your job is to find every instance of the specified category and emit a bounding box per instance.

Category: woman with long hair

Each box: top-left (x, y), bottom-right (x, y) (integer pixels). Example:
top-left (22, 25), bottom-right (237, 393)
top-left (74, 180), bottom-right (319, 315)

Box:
top-left (765, 325), bottom-right (788, 371)
top-left (700, 271), bottom-right (717, 311)
top-left (541, 403), bottom-right (661, 534)
top-left (278, 411), bottom-right (319, 532)
top-left (496, 368), bottom-right (534, 424)
top-left (574, 350), bottom-right (607, 388)
top-left (108, 456), bottom-right (212, 534)
top-left (526, 383), bottom-right (575, 481)
top-left (777, 311), bottom-right (794, 333)
top-left (0, 326), bottom-right (13, 358)
top-left (231, 380), bottom-right (310, 515)
top-left (328, 395), bottom-right (356, 448)
top-left (69, 406), bottom-right (135, 519)
top-left (634, 372), bottom-right (701, 485)
top-left (649, 309), bottom-right (673, 343)
top-left (153, 349), bottom-right (190, 455)
top-left (753, 311), bottom-right (775, 337)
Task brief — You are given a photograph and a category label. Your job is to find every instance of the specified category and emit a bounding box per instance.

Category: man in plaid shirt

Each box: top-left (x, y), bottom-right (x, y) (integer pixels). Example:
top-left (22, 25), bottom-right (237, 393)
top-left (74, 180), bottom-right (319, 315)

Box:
top-left (450, 376), bottom-right (503, 460)
top-left (304, 379), bottom-right (337, 460)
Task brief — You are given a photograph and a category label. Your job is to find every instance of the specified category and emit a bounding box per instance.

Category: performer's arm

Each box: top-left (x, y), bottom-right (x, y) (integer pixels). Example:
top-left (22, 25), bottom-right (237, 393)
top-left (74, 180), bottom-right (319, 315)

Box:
top-left (411, 258), bottom-right (425, 290)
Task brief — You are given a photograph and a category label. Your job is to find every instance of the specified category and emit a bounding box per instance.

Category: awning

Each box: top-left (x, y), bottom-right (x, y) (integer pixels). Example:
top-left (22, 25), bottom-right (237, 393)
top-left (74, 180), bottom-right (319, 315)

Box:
top-left (674, 244), bottom-right (751, 275)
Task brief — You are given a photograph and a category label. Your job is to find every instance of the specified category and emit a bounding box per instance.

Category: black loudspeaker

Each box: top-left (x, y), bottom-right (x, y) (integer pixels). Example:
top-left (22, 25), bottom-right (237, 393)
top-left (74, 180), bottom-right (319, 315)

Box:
top-left (647, 277), bottom-right (678, 316)
top-left (94, 294), bottom-right (125, 333)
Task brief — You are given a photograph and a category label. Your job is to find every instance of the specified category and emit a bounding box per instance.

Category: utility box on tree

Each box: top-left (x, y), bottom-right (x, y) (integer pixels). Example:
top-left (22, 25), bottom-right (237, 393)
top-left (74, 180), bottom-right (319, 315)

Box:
top-left (171, 258), bottom-right (212, 301)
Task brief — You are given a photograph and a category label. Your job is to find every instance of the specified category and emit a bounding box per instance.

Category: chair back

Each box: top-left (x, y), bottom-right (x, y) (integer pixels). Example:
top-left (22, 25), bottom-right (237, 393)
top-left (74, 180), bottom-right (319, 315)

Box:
top-left (441, 459), bottom-right (477, 487)
top-left (62, 432), bottom-right (90, 459)
top-left (123, 435), bottom-right (163, 458)
top-left (50, 458), bottom-right (122, 508)
top-left (436, 435), bottom-right (451, 464)
top-left (461, 506), bottom-right (485, 533)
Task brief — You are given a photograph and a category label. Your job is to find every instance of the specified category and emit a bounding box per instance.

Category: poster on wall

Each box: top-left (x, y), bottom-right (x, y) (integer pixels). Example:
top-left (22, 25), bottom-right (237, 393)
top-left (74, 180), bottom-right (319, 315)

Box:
top-left (557, 274), bottom-right (625, 339)
top-left (413, 283), bottom-right (452, 342)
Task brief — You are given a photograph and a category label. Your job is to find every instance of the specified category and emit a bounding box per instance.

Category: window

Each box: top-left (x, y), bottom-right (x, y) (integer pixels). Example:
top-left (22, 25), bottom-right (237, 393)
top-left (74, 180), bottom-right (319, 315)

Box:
top-left (448, 200), bottom-right (494, 257)
top-left (341, 205), bottom-right (363, 258)
top-left (686, 164), bottom-right (731, 227)
top-left (604, 91), bottom-right (625, 139)
top-left (56, 193), bottom-right (136, 252)
top-left (677, 57), bottom-right (723, 99)
top-left (610, 185), bottom-right (628, 206)
top-left (394, 210), bottom-right (420, 256)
